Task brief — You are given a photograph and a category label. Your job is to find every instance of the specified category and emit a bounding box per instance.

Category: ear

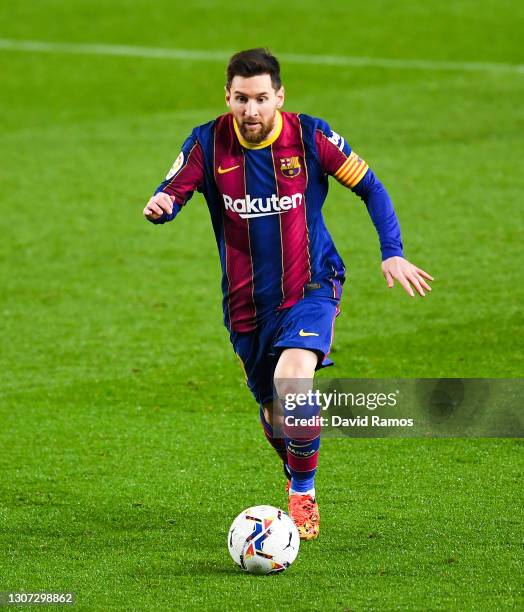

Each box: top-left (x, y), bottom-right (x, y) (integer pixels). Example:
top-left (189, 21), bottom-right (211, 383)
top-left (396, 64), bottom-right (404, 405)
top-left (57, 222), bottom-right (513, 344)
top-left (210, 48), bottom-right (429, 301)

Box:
top-left (276, 86), bottom-right (285, 109)
top-left (225, 85), bottom-right (231, 108)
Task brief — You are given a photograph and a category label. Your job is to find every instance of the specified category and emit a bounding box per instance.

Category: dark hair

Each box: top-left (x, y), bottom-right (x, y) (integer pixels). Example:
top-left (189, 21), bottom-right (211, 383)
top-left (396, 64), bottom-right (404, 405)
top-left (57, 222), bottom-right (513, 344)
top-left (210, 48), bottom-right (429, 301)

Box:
top-left (226, 48), bottom-right (281, 90)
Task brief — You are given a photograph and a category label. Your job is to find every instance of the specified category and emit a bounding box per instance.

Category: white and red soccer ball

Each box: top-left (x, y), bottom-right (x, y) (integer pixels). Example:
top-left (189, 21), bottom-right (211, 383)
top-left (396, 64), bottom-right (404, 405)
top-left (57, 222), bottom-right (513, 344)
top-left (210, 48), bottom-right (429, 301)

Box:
top-left (227, 505), bottom-right (300, 575)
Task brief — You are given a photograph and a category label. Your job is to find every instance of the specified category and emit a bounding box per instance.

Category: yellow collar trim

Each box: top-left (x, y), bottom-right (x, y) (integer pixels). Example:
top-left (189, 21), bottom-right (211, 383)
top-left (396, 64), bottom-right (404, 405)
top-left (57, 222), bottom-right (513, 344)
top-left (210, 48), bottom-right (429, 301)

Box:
top-left (233, 110), bottom-right (283, 150)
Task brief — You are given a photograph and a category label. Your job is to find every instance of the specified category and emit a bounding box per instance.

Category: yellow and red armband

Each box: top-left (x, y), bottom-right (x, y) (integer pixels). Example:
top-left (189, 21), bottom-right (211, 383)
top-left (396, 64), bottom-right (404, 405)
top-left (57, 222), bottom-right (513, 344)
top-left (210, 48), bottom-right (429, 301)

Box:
top-left (334, 151), bottom-right (369, 189)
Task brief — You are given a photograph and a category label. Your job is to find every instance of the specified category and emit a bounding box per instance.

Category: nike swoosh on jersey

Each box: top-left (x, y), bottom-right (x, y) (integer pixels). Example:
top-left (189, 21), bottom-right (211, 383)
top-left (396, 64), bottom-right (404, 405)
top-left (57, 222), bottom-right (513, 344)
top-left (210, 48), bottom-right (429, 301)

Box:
top-left (217, 164), bottom-right (240, 174)
top-left (299, 329), bottom-right (319, 337)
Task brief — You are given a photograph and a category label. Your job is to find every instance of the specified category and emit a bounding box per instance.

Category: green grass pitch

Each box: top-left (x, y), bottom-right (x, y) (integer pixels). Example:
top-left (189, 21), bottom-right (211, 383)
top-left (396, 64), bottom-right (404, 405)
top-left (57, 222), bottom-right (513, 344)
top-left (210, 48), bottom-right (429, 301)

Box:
top-left (0, 0), bottom-right (523, 609)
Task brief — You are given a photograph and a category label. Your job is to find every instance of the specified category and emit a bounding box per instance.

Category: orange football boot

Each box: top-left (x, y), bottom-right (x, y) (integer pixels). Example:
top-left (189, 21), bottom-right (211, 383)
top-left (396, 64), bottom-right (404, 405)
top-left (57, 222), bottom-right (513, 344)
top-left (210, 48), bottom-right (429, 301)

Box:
top-left (288, 493), bottom-right (320, 540)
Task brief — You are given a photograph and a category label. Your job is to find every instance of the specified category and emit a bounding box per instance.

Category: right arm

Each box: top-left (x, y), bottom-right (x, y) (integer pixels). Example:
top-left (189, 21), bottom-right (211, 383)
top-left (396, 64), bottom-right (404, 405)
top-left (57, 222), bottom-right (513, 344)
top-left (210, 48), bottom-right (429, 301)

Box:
top-left (143, 132), bottom-right (205, 223)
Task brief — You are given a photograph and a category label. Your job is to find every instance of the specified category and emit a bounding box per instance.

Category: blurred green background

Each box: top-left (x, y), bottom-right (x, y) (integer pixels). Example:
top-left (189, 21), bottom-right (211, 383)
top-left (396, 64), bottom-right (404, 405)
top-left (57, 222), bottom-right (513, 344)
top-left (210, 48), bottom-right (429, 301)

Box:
top-left (0, 1), bottom-right (522, 610)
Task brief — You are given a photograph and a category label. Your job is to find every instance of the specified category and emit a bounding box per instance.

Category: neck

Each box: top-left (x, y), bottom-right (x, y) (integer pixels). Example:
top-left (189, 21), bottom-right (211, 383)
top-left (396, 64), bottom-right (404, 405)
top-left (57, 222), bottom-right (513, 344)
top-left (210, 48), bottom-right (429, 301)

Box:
top-left (264, 112), bottom-right (280, 141)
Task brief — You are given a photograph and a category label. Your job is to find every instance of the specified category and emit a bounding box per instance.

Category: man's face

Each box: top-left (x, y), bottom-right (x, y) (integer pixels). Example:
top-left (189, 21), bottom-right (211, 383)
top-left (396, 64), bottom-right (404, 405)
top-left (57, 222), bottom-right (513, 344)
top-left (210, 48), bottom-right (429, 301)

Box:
top-left (226, 74), bottom-right (284, 144)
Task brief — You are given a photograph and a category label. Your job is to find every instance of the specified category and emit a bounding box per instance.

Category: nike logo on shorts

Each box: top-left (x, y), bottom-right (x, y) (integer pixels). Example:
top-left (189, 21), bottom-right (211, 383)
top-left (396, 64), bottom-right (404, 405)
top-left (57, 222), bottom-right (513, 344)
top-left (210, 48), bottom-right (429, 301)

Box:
top-left (299, 329), bottom-right (319, 337)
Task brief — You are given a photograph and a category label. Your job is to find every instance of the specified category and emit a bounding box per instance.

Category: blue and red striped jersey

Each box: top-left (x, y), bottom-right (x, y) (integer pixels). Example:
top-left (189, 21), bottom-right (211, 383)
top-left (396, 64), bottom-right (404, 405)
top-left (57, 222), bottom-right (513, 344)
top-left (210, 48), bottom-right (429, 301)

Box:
top-left (150, 111), bottom-right (403, 332)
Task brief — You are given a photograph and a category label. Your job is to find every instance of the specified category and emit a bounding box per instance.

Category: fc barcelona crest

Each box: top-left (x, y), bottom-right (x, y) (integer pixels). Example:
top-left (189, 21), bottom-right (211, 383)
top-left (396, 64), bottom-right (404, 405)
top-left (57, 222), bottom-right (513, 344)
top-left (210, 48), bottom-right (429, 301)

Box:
top-left (280, 156), bottom-right (301, 178)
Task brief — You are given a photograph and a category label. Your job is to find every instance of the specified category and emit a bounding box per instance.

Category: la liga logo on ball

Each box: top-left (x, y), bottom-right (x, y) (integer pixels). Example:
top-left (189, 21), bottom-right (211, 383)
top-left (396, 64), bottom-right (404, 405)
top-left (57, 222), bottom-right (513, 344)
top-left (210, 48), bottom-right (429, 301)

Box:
top-left (228, 505), bottom-right (300, 574)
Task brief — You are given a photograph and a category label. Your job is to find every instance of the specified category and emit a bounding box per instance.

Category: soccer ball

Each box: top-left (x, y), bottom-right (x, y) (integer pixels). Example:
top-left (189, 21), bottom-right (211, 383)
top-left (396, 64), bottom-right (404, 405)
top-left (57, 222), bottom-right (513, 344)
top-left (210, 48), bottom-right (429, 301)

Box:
top-left (227, 505), bottom-right (300, 575)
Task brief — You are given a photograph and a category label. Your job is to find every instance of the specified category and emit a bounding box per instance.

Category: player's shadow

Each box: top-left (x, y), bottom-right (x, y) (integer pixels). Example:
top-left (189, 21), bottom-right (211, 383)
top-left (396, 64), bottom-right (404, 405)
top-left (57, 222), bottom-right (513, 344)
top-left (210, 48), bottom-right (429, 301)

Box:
top-left (77, 506), bottom-right (258, 578)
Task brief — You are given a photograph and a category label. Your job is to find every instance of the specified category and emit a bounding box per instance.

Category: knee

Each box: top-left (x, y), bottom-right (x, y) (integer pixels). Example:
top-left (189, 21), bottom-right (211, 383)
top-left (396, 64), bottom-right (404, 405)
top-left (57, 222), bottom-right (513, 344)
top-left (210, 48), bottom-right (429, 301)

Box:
top-left (274, 348), bottom-right (317, 379)
top-left (262, 403), bottom-right (273, 427)
top-left (273, 349), bottom-right (318, 398)
top-left (275, 363), bottom-right (310, 380)
top-left (262, 402), bottom-right (285, 434)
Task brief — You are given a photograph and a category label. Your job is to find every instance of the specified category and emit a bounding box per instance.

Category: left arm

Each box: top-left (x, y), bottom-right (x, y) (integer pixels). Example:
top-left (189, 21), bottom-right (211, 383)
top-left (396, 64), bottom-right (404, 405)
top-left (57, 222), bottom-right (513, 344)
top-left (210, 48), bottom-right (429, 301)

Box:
top-left (315, 125), bottom-right (433, 297)
top-left (352, 169), bottom-right (433, 297)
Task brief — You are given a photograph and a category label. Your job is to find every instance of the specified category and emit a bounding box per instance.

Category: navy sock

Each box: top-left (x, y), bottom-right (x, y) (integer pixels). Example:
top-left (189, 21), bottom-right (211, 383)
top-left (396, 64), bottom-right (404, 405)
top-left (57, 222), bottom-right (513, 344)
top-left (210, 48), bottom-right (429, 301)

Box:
top-left (283, 398), bottom-right (321, 494)
top-left (259, 404), bottom-right (288, 468)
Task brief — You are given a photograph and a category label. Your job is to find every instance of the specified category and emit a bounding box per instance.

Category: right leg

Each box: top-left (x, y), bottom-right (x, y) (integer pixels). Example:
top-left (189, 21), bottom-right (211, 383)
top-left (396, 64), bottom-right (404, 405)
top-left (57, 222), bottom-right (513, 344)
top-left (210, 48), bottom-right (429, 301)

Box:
top-left (260, 402), bottom-right (289, 478)
top-left (230, 326), bottom-right (289, 477)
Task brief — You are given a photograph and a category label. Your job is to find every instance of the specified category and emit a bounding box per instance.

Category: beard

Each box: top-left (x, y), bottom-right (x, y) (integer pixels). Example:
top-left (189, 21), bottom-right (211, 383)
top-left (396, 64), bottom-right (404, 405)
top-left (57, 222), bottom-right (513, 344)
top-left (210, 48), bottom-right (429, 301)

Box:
top-left (239, 117), bottom-right (275, 144)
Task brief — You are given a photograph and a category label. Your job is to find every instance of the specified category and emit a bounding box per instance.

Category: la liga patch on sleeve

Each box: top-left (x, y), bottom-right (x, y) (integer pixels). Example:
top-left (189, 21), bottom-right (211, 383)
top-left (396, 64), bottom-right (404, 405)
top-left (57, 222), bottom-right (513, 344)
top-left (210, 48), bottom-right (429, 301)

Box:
top-left (165, 151), bottom-right (184, 180)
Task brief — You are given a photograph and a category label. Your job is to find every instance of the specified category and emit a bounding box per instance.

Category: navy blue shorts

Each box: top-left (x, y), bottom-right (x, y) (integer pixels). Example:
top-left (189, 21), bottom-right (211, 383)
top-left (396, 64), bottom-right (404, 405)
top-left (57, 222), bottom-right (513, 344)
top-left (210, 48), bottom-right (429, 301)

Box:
top-left (230, 277), bottom-right (344, 405)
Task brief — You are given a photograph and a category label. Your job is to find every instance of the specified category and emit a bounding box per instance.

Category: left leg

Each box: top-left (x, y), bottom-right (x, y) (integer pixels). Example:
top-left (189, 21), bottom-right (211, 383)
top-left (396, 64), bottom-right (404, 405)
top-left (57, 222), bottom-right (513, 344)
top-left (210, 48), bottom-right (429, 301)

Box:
top-left (263, 349), bottom-right (319, 488)
top-left (274, 347), bottom-right (318, 380)
top-left (270, 283), bottom-right (344, 539)
top-left (274, 348), bottom-right (322, 540)
top-left (274, 347), bottom-right (320, 496)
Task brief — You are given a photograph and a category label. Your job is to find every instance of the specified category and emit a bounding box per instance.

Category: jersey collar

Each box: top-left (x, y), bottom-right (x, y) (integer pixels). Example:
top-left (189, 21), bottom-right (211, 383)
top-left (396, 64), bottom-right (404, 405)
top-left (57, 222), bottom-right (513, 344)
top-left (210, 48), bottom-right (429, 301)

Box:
top-left (233, 110), bottom-right (283, 150)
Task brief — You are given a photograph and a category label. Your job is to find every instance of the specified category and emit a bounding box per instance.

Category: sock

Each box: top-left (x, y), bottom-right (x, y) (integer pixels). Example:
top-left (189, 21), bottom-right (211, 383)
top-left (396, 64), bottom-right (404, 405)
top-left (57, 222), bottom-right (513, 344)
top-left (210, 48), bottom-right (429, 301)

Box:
top-left (289, 484), bottom-right (316, 497)
top-left (259, 404), bottom-right (288, 469)
top-left (283, 397), bottom-right (321, 497)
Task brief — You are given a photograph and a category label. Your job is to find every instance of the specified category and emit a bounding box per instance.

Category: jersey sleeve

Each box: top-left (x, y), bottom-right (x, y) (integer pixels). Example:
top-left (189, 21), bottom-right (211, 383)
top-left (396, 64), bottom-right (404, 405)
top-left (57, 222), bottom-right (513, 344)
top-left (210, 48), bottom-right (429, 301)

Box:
top-left (148, 131), bottom-right (205, 224)
top-left (314, 118), bottom-right (403, 260)
top-left (314, 119), bottom-right (369, 189)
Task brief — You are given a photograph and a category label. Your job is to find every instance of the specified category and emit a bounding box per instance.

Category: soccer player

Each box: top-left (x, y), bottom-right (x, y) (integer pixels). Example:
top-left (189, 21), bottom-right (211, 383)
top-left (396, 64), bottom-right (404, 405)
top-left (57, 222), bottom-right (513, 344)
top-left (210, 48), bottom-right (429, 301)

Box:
top-left (143, 48), bottom-right (433, 540)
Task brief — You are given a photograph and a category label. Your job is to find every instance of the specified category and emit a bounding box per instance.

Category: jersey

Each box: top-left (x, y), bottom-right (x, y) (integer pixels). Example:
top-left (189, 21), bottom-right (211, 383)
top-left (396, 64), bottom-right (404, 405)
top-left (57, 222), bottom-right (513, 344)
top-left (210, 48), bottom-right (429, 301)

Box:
top-left (149, 111), bottom-right (403, 333)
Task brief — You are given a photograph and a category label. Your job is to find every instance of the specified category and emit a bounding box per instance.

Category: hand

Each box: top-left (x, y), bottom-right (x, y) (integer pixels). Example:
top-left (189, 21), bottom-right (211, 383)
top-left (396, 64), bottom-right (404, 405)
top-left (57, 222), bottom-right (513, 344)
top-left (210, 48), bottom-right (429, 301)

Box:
top-left (381, 256), bottom-right (434, 297)
top-left (143, 192), bottom-right (174, 220)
